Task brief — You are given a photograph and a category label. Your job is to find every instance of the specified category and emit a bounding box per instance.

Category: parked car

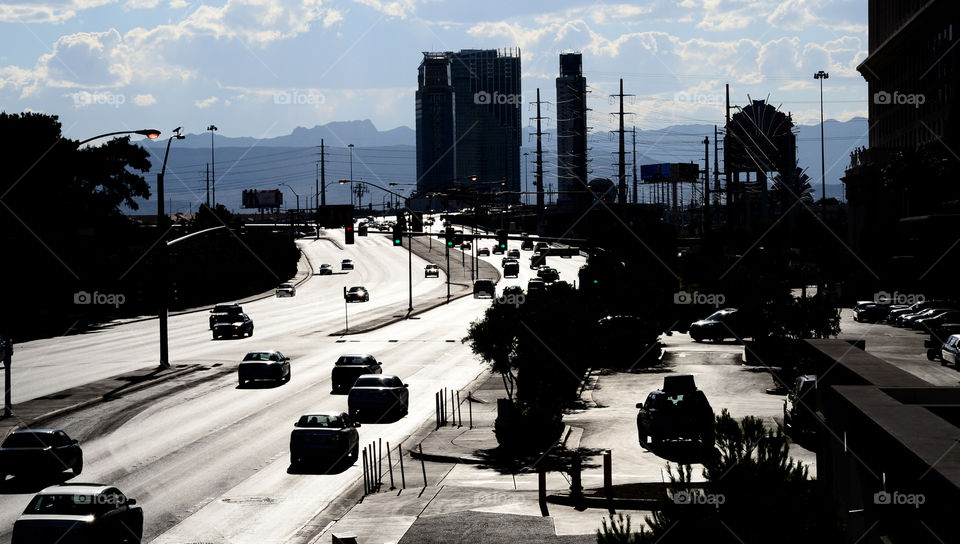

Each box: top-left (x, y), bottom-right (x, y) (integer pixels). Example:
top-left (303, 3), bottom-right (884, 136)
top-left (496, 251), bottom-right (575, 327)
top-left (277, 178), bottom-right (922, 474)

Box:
top-left (238, 350), bottom-right (291, 386)
top-left (473, 279), bottom-right (495, 298)
top-left (0, 429), bottom-right (83, 481)
top-left (912, 310), bottom-right (960, 331)
top-left (928, 334), bottom-right (960, 367)
top-left (209, 303), bottom-right (242, 329)
top-left (925, 323), bottom-right (960, 349)
top-left (901, 308), bottom-right (953, 328)
top-left (889, 300), bottom-right (955, 325)
top-left (318, 264), bottom-right (333, 275)
top-left (275, 283), bottom-right (296, 297)
top-left (688, 308), bottom-right (753, 342)
top-left (13, 483), bottom-right (142, 544)
top-left (503, 261), bottom-right (520, 278)
top-left (853, 302), bottom-right (891, 322)
top-left (527, 278), bottom-right (546, 293)
top-left (345, 286), bottom-right (370, 303)
top-left (424, 264), bottom-right (440, 278)
top-left (348, 374), bottom-right (410, 421)
top-left (341, 259), bottom-right (355, 270)
top-left (520, 238), bottom-right (534, 251)
top-left (331, 354), bottom-right (383, 394)
top-left (537, 267), bottom-right (560, 283)
top-left (478, 247), bottom-right (490, 257)
top-left (636, 374), bottom-right (714, 447)
top-left (783, 375), bottom-right (819, 438)
top-left (212, 313), bottom-right (254, 339)
top-left (289, 412), bottom-right (360, 468)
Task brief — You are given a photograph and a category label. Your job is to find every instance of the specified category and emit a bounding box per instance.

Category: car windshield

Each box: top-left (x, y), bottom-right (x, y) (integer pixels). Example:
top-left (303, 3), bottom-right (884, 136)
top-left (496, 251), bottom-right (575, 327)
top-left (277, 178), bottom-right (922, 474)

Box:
top-left (354, 376), bottom-right (399, 387)
top-left (703, 311), bottom-right (730, 322)
top-left (2, 432), bottom-right (51, 448)
top-left (349, 287), bottom-right (364, 293)
top-left (243, 352), bottom-right (274, 361)
top-left (23, 494), bottom-right (99, 516)
top-left (279, 284), bottom-right (292, 289)
top-left (336, 356), bottom-right (369, 365)
top-left (296, 414), bottom-right (346, 428)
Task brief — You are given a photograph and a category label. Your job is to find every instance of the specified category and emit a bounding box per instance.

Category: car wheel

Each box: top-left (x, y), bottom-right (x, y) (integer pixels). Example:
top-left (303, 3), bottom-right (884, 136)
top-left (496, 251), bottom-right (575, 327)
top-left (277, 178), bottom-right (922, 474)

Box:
top-left (212, 334), bottom-right (219, 340)
top-left (238, 378), bottom-right (246, 387)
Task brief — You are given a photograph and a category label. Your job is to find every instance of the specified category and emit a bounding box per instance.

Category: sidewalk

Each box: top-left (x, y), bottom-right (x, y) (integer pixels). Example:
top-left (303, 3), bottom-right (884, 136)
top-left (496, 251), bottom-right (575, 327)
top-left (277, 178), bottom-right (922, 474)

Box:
top-left (312, 371), bottom-right (651, 544)
top-left (0, 363), bottom-right (214, 439)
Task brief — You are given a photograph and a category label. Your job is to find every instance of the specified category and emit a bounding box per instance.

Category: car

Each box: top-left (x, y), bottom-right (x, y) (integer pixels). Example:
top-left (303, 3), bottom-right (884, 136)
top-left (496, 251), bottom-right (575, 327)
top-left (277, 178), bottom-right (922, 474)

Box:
top-left (424, 264), bottom-right (440, 278)
top-left (535, 242), bottom-right (549, 252)
top-left (0, 429), bottom-right (83, 481)
top-left (636, 374), bottom-right (714, 447)
top-left (473, 279), bottom-right (495, 298)
top-left (501, 256), bottom-right (518, 268)
top-left (853, 302), bottom-right (890, 322)
top-left (900, 308), bottom-right (952, 328)
top-left (209, 303), bottom-right (242, 329)
top-left (503, 261), bottom-right (520, 278)
top-left (537, 267), bottom-right (560, 283)
top-left (460, 241), bottom-right (472, 250)
top-left (341, 259), bottom-right (354, 270)
top-left (238, 350), bottom-right (291, 386)
top-left (289, 412), bottom-right (360, 468)
top-left (331, 354), bottom-right (383, 394)
top-left (688, 308), bottom-right (752, 342)
top-left (887, 300), bottom-right (953, 324)
top-left (212, 313), bottom-right (254, 339)
top-left (13, 483), bottom-right (143, 544)
top-left (492, 245), bottom-right (505, 255)
top-left (520, 238), bottom-right (534, 251)
top-left (503, 285), bottom-right (524, 297)
top-left (478, 247), bottom-right (490, 257)
top-left (527, 278), bottom-right (546, 293)
top-left (348, 374), bottom-right (410, 421)
top-left (318, 264), bottom-right (333, 275)
top-left (345, 286), bottom-right (370, 303)
top-left (507, 249), bottom-right (521, 259)
top-left (783, 375), bottom-right (819, 438)
top-left (529, 251), bottom-right (546, 269)
top-left (928, 334), bottom-right (960, 367)
top-left (912, 310), bottom-right (960, 331)
top-left (276, 283), bottom-right (296, 297)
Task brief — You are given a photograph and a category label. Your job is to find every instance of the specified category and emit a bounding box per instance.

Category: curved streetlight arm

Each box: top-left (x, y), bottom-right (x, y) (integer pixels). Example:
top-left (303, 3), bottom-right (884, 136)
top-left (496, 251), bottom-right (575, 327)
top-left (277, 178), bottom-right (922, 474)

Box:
top-left (77, 129), bottom-right (161, 147)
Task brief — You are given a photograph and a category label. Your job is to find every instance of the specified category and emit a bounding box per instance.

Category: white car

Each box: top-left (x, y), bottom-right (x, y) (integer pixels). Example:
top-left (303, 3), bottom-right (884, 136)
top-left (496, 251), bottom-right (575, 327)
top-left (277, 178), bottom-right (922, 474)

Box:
top-left (425, 264), bottom-right (440, 278)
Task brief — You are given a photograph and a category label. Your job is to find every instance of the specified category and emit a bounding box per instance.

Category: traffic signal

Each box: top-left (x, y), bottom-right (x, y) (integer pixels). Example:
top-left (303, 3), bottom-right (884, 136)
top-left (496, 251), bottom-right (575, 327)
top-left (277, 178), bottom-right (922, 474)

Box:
top-left (445, 227), bottom-right (455, 247)
top-left (344, 224), bottom-right (355, 244)
top-left (392, 223), bottom-right (403, 246)
top-left (496, 229), bottom-right (508, 250)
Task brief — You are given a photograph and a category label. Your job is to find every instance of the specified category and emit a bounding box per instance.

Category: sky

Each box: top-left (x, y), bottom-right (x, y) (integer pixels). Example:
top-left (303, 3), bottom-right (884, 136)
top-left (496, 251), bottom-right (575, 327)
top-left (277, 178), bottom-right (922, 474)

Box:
top-left (0, 0), bottom-right (869, 144)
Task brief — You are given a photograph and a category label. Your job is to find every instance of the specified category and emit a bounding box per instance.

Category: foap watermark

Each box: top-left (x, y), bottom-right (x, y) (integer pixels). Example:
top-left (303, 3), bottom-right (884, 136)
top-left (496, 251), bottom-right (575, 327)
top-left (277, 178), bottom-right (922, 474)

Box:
top-left (73, 493), bottom-right (129, 506)
top-left (74, 290), bottom-right (126, 308)
top-left (673, 490), bottom-right (725, 508)
top-left (874, 291), bottom-right (925, 305)
top-left (674, 290), bottom-right (726, 307)
top-left (474, 90), bottom-right (523, 106)
top-left (274, 91), bottom-right (325, 106)
top-left (874, 490), bottom-right (925, 508)
top-left (72, 91), bottom-right (126, 108)
top-left (873, 90), bottom-right (925, 109)
top-left (495, 293), bottom-right (525, 308)
top-left (673, 92), bottom-right (723, 106)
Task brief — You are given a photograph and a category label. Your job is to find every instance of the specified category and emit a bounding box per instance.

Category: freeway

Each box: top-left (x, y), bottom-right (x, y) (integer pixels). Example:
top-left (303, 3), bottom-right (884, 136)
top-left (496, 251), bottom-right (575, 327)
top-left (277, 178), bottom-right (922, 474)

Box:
top-left (0, 230), bottom-right (587, 543)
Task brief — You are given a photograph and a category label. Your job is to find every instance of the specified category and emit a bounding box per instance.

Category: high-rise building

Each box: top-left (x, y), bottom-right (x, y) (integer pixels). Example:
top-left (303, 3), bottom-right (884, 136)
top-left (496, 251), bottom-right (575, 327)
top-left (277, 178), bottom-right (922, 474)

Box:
top-left (555, 53), bottom-right (588, 208)
top-left (415, 49), bottom-right (522, 208)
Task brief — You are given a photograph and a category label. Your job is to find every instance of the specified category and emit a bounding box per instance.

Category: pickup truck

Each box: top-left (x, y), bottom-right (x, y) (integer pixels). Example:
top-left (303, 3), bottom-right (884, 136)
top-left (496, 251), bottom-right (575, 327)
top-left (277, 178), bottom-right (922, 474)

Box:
top-left (331, 354), bottom-right (383, 394)
top-left (0, 429), bottom-right (83, 480)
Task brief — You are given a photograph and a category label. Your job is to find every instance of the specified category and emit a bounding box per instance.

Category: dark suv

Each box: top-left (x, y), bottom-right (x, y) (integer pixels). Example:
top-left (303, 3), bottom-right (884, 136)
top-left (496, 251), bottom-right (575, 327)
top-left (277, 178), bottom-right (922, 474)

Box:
top-left (473, 279), bottom-right (495, 298)
top-left (209, 303), bottom-right (242, 329)
top-left (636, 375), bottom-right (714, 447)
top-left (331, 354), bottom-right (383, 394)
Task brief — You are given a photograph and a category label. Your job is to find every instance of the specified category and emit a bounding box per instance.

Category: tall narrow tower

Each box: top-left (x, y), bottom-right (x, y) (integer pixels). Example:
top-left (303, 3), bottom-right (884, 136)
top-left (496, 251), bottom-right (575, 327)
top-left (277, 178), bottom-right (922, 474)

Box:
top-left (555, 53), bottom-right (588, 208)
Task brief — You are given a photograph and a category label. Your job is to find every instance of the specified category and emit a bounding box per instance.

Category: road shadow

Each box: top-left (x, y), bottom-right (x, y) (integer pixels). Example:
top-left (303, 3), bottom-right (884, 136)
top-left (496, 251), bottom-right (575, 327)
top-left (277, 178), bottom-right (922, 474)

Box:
top-left (640, 440), bottom-right (714, 464)
top-left (287, 457), bottom-right (355, 475)
top-left (0, 470), bottom-right (80, 494)
top-left (236, 380), bottom-right (287, 390)
top-left (472, 445), bottom-right (606, 475)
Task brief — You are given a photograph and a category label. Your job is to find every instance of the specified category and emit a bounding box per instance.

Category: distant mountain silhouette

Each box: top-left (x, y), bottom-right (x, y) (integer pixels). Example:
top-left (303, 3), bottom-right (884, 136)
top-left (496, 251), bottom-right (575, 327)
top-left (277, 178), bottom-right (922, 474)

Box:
top-left (148, 120), bottom-right (415, 149)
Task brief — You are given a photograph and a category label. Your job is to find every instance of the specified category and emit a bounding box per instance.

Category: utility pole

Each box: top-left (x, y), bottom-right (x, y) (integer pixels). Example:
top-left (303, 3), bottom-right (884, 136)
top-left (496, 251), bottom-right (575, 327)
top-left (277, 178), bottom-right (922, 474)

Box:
top-left (523, 152), bottom-right (529, 206)
top-left (610, 79), bottom-right (633, 205)
top-left (533, 88), bottom-right (545, 233)
top-left (632, 127), bottom-right (638, 204)
top-left (714, 125), bottom-right (721, 210)
top-left (205, 163), bottom-right (210, 208)
top-left (208, 125), bottom-right (217, 207)
top-left (320, 139), bottom-right (326, 207)
top-left (703, 136), bottom-right (710, 230)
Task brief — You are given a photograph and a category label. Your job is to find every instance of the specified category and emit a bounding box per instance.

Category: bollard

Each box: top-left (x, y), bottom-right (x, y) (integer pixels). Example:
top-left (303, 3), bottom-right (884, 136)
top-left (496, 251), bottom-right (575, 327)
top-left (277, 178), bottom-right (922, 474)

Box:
top-left (571, 451), bottom-right (583, 502)
top-left (387, 442), bottom-right (395, 490)
top-left (603, 450), bottom-right (612, 501)
top-left (435, 392), bottom-right (440, 429)
top-left (442, 388), bottom-right (447, 425)
top-left (451, 389), bottom-right (456, 426)
top-left (538, 464), bottom-right (548, 516)
top-left (362, 448), bottom-right (369, 494)
top-left (419, 443), bottom-right (428, 487)
top-left (398, 443), bottom-right (406, 489)
top-left (457, 391), bottom-right (462, 428)
top-left (469, 395), bottom-right (473, 429)
top-left (378, 437), bottom-right (383, 487)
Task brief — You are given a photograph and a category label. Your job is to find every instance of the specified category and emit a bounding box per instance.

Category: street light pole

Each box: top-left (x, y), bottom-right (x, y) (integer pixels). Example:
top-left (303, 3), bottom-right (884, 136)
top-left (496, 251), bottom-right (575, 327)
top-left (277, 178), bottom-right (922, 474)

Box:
top-left (814, 71), bottom-right (829, 219)
top-left (157, 127), bottom-right (185, 369)
top-left (348, 143), bottom-right (355, 211)
top-left (207, 125), bottom-right (218, 208)
top-left (77, 129), bottom-right (161, 147)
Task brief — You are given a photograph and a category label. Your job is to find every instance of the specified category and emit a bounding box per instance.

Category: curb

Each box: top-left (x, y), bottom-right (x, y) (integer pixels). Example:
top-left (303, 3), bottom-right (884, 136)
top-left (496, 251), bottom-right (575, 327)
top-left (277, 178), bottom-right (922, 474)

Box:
top-left (23, 364), bottom-right (206, 429)
top-left (546, 493), bottom-right (661, 509)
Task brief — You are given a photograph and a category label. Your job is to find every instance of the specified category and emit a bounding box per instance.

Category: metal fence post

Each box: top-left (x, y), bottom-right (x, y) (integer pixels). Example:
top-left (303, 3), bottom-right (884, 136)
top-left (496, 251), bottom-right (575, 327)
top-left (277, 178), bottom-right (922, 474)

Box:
top-left (362, 448), bottom-right (369, 494)
top-left (387, 442), bottom-right (395, 490)
top-left (398, 443), bottom-right (406, 489)
top-left (457, 391), bottom-right (462, 428)
top-left (419, 443), bottom-right (428, 487)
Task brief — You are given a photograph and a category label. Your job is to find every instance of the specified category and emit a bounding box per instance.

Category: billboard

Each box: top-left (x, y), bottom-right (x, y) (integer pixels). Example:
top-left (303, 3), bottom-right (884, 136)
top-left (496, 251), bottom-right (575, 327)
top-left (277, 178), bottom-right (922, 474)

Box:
top-left (640, 163), bottom-right (699, 183)
top-left (242, 189), bottom-right (283, 209)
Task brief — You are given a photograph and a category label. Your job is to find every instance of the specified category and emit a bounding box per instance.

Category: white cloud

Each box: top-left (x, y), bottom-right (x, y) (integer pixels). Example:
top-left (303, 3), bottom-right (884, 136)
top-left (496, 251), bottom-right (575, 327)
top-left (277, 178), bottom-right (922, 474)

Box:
top-left (0, 0), bottom-right (115, 24)
top-left (123, 0), bottom-right (161, 9)
top-left (132, 93), bottom-right (156, 105)
top-left (351, 0), bottom-right (418, 19)
top-left (194, 96), bottom-right (219, 108)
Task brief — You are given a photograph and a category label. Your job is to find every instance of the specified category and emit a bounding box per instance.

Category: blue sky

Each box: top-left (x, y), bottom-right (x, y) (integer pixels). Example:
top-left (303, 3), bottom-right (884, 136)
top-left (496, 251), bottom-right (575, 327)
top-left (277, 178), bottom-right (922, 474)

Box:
top-left (0, 0), bottom-right (869, 143)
